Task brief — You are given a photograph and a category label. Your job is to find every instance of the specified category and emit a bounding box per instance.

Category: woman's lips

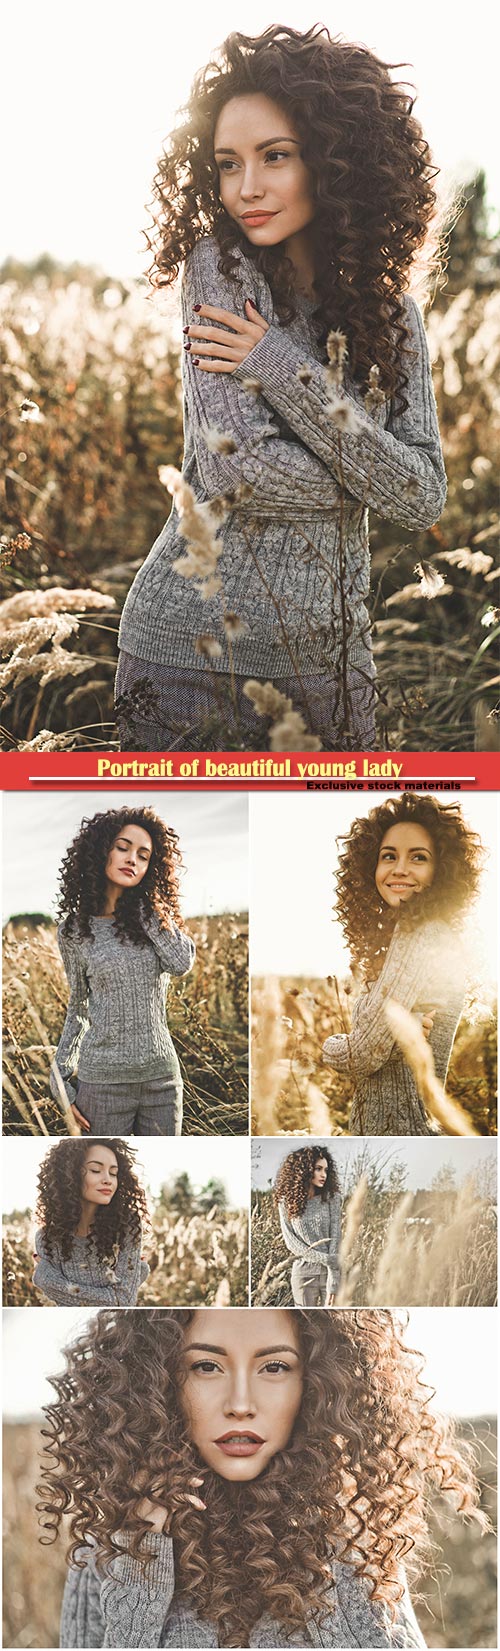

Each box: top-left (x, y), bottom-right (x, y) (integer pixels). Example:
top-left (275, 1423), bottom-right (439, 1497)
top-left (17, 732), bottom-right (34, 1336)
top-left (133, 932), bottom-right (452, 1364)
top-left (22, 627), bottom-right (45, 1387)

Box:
top-left (241, 211), bottom-right (278, 224)
top-left (214, 1432), bottom-right (264, 1456)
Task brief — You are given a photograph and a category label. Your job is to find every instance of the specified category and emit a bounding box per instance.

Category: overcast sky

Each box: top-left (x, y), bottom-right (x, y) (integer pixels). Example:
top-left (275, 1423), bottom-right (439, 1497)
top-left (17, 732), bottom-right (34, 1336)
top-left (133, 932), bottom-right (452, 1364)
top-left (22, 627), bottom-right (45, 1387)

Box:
top-left (2, 1136), bottom-right (250, 1215)
top-left (2, 1306), bottom-right (497, 1420)
top-left (251, 1136), bottom-right (498, 1194)
top-left (2, 1), bottom-right (499, 276)
top-left (1, 792), bottom-right (248, 919)
top-left (249, 792), bottom-right (498, 977)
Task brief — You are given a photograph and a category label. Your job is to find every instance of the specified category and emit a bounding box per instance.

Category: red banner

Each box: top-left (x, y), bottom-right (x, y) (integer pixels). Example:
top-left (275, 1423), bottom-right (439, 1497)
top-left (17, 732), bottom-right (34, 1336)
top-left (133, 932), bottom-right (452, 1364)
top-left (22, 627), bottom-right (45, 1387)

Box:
top-left (0, 751), bottom-right (497, 790)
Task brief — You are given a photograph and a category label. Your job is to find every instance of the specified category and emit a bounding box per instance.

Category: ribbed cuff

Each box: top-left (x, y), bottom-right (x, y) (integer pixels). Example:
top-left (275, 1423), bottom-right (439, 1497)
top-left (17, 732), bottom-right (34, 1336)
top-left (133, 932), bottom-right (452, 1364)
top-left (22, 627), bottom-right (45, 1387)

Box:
top-left (111, 1531), bottom-right (175, 1595)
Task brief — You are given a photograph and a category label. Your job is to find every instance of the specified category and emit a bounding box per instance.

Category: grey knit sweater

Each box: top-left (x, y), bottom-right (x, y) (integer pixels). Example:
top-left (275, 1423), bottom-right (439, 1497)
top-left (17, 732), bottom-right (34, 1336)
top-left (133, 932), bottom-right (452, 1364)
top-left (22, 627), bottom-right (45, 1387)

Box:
top-left (322, 919), bottom-right (466, 1136)
top-left (118, 234), bottom-right (446, 679)
top-left (50, 915), bottom-right (195, 1104)
top-left (59, 1531), bottom-right (426, 1648)
top-left (33, 1226), bottom-right (149, 1306)
top-left (278, 1194), bottom-right (342, 1296)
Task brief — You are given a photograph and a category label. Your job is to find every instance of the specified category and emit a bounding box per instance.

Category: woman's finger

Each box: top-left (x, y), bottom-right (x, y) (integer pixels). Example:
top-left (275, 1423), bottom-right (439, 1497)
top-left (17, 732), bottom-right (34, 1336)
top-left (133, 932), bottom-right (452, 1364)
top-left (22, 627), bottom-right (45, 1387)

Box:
top-left (71, 1104), bottom-right (90, 1132)
top-left (191, 303), bottom-right (254, 330)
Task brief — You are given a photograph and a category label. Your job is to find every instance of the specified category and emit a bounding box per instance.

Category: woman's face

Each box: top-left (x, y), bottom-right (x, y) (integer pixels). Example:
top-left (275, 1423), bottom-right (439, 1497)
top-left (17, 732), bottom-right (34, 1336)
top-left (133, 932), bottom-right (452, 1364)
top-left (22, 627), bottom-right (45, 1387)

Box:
top-left (375, 822), bottom-right (436, 908)
top-left (312, 1156), bottom-right (328, 1189)
top-left (214, 93), bottom-right (315, 248)
top-left (81, 1146), bottom-right (119, 1205)
top-left (181, 1309), bottom-right (303, 1481)
top-left (104, 824), bottom-right (153, 892)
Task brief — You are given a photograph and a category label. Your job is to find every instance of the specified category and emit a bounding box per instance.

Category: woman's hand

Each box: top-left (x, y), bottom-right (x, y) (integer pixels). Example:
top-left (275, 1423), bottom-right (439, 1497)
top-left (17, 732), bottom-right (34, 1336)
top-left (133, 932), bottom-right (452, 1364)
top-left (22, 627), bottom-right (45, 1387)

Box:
top-left (421, 1011), bottom-right (436, 1041)
top-left (184, 299), bottom-right (269, 373)
top-left (70, 1101), bottom-right (91, 1133)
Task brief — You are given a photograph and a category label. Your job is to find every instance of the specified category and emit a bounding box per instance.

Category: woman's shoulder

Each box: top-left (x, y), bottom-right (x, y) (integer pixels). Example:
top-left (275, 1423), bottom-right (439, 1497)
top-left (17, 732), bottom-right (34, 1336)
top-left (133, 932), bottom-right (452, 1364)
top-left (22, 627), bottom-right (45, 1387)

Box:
top-left (184, 231), bottom-right (253, 281)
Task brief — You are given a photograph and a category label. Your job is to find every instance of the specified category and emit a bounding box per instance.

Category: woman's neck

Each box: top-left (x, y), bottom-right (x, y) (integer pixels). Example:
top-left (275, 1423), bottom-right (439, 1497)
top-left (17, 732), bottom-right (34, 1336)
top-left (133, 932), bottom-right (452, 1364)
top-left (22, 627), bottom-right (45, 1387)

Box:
top-left (283, 227), bottom-right (317, 300)
top-left (75, 1202), bottom-right (95, 1238)
top-left (100, 884), bottom-right (121, 917)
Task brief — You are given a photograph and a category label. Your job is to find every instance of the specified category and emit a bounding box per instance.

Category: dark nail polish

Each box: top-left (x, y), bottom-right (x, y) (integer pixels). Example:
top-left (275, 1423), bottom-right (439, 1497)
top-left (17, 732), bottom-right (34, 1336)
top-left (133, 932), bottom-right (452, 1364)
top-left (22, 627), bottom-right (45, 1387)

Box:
top-left (184, 340), bottom-right (191, 351)
top-left (193, 358), bottom-right (200, 366)
top-left (193, 303), bottom-right (202, 312)
top-left (182, 325), bottom-right (190, 334)
top-left (246, 297), bottom-right (255, 307)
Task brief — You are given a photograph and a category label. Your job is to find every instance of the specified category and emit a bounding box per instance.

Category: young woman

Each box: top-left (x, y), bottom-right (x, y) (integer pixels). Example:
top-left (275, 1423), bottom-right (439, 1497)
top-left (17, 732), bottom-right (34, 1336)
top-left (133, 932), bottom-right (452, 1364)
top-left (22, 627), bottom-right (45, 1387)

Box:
top-left (39, 1307), bottom-right (485, 1649)
top-left (115, 25), bottom-right (446, 753)
top-left (274, 1145), bottom-right (342, 1305)
top-left (322, 795), bottom-right (484, 1135)
top-left (32, 1138), bottom-right (150, 1307)
top-left (50, 807), bottom-right (195, 1137)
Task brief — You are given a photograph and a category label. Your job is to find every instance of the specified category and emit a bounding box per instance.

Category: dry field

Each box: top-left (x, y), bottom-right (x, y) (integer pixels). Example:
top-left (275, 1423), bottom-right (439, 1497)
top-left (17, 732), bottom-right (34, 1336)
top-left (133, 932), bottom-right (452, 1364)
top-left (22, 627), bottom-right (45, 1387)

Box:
top-left (3, 1203), bottom-right (249, 1309)
top-left (3, 913), bottom-right (249, 1136)
top-left (1, 202), bottom-right (499, 753)
top-left (251, 1170), bottom-right (497, 1307)
top-left (251, 975), bottom-right (497, 1137)
top-left (2, 1415), bottom-right (496, 1648)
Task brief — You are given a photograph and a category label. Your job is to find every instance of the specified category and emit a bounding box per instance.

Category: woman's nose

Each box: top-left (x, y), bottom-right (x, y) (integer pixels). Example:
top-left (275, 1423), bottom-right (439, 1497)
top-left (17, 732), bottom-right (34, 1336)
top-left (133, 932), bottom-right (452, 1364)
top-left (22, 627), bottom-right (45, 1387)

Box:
top-left (223, 1378), bottom-right (257, 1417)
top-left (240, 171), bottom-right (264, 200)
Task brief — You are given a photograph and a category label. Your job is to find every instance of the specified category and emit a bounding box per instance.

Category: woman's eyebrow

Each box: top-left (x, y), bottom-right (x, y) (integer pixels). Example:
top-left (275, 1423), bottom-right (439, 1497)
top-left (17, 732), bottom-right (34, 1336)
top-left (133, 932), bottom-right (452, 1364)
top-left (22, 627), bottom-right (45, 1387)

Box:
top-left (184, 1342), bottom-right (299, 1357)
top-left (214, 136), bottom-right (300, 155)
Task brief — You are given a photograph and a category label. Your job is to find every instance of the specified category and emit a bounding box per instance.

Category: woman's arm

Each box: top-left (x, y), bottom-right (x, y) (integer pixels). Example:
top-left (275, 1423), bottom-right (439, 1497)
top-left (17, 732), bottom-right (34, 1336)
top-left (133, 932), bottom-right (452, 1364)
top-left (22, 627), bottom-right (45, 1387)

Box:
top-left (278, 1202), bottom-right (325, 1262)
top-left (50, 927), bottom-right (90, 1104)
top-left (183, 238), bottom-right (346, 513)
top-left (32, 1230), bottom-right (83, 1306)
top-left (60, 1535), bottom-right (176, 1649)
top-left (322, 925), bottom-right (436, 1083)
top-left (233, 294), bottom-right (446, 531)
top-left (141, 911), bottom-right (196, 977)
top-left (319, 1560), bottom-right (426, 1648)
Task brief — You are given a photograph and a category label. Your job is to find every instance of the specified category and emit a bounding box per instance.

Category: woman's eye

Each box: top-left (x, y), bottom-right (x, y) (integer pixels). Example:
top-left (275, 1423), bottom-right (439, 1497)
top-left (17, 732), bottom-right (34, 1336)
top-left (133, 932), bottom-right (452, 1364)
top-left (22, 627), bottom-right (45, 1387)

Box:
top-left (218, 160), bottom-right (237, 172)
top-left (261, 1361), bottom-right (291, 1375)
top-left (265, 150), bottom-right (290, 162)
top-left (191, 1360), bottom-right (221, 1374)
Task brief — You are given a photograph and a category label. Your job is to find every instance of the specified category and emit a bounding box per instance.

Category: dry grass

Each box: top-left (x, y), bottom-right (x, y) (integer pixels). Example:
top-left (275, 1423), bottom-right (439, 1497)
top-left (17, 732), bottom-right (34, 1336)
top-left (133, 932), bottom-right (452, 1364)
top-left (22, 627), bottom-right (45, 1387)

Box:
top-left (3, 1415), bottom-right (496, 1648)
top-left (251, 1171), bottom-right (497, 1308)
top-left (1, 248), bottom-right (499, 751)
top-left (2, 914), bottom-right (249, 1136)
top-left (251, 975), bottom-right (497, 1137)
top-left (3, 1204), bottom-right (249, 1309)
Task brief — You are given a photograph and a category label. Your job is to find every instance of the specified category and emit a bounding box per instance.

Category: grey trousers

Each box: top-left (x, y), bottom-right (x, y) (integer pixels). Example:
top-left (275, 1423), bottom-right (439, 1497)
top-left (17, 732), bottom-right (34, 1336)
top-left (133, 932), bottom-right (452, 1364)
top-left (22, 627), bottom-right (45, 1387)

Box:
top-left (75, 1078), bottom-right (183, 1136)
top-left (115, 649), bottom-right (377, 752)
top-left (291, 1260), bottom-right (329, 1306)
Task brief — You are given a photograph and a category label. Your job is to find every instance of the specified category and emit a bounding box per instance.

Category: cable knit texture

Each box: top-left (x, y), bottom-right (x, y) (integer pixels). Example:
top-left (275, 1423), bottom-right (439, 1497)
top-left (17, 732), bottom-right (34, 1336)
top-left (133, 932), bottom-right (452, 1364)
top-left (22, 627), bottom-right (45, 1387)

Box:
top-left (322, 919), bottom-right (466, 1135)
top-left (50, 915), bottom-right (195, 1102)
top-left (59, 1532), bottom-right (426, 1647)
top-left (118, 235), bottom-right (446, 681)
top-left (33, 1226), bottom-right (149, 1306)
top-left (278, 1194), bottom-right (342, 1298)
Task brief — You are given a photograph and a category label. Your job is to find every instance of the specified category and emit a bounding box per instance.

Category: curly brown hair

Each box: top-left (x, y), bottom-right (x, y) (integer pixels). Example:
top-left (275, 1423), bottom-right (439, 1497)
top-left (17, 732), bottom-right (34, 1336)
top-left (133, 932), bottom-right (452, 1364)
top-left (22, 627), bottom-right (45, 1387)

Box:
top-left (273, 1145), bottom-right (340, 1216)
top-left (38, 1308), bottom-right (485, 1647)
top-left (147, 24), bottom-right (440, 404)
top-left (34, 1139), bottom-right (150, 1263)
top-left (56, 807), bottom-right (185, 946)
top-left (335, 794), bottom-right (485, 979)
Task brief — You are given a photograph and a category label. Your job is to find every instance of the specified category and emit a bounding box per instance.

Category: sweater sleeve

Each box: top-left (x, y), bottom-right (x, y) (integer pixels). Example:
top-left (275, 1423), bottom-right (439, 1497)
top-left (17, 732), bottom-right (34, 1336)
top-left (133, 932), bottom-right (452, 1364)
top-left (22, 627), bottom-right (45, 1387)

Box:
top-left (322, 925), bottom-right (436, 1083)
top-left (32, 1230), bottom-right (83, 1306)
top-left (142, 912), bottom-right (196, 977)
top-left (50, 925), bottom-right (90, 1104)
top-left (233, 294), bottom-right (446, 531)
top-left (278, 1203), bottom-right (324, 1262)
top-left (60, 1534), bottom-right (176, 1649)
top-left (320, 1560), bottom-right (426, 1648)
top-left (182, 237), bottom-right (346, 513)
